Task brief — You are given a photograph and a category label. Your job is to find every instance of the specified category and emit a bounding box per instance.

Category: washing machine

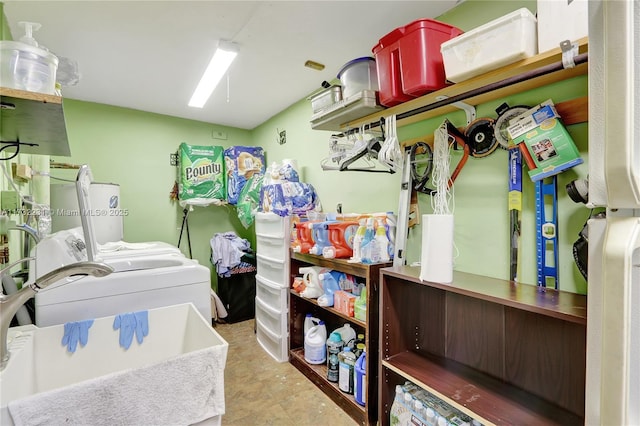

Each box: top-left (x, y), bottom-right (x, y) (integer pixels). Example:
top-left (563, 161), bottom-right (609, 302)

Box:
top-left (33, 252), bottom-right (211, 327)
top-left (28, 229), bottom-right (211, 326)
top-left (50, 182), bottom-right (124, 245)
top-left (28, 165), bottom-right (212, 326)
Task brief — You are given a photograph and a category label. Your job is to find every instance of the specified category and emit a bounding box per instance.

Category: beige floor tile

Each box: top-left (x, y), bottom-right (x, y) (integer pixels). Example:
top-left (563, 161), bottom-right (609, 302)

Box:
top-left (215, 319), bottom-right (358, 426)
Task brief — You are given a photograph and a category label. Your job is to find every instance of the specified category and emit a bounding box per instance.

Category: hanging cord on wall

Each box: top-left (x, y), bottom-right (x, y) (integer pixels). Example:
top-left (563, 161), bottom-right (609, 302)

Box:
top-left (431, 121), bottom-right (454, 215)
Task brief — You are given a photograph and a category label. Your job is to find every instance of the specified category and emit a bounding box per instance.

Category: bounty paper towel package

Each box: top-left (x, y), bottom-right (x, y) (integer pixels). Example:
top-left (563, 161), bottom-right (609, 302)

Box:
top-left (178, 143), bottom-right (225, 205)
top-left (224, 146), bottom-right (265, 205)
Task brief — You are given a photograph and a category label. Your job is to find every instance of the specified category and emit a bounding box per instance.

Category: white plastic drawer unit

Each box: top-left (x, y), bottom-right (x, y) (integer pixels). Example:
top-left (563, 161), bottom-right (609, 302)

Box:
top-left (256, 317), bottom-right (288, 363)
top-left (256, 275), bottom-right (288, 313)
top-left (256, 232), bottom-right (289, 262)
top-left (255, 212), bottom-right (289, 239)
top-left (255, 296), bottom-right (287, 337)
top-left (256, 254), bottom-right (288, 287)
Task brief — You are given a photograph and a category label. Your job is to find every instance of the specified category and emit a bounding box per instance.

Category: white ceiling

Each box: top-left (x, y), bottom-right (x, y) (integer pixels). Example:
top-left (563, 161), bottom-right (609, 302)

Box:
top-left (3, 1), bottom-right (460, 130)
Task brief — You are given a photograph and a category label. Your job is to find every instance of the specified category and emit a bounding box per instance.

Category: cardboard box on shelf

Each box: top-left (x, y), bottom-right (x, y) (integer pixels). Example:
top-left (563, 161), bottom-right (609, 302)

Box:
top-left (507, 100), bottom-right (583, 182)
top-left (334, 290), bottom-right (356, 317)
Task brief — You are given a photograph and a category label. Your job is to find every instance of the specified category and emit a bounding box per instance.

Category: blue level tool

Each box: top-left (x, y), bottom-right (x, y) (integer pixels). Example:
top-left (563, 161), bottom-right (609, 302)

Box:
top-left (535, 176), bottom-right (559, 289)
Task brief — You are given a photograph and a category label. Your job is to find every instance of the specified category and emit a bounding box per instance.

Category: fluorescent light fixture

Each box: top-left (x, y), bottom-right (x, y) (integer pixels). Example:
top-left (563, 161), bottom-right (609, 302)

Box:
top-left (188, 40), bottom-right (238, 108)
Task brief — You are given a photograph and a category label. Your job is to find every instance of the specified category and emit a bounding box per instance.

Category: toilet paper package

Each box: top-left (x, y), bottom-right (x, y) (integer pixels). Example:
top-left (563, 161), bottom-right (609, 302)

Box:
top-left (224, 146), bottom-right (265, 205)
top-left (178, 143), bottom-right (225, 205)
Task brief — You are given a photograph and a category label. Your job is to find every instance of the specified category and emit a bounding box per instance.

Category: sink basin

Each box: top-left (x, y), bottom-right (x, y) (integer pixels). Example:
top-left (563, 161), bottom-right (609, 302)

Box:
top-left (0, 303), bottom-right (228, 425)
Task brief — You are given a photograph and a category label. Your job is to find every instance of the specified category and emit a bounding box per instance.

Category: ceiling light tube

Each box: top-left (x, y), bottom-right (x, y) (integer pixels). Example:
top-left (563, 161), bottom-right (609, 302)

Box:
top-left (188, 40), bottom-right (238, 108)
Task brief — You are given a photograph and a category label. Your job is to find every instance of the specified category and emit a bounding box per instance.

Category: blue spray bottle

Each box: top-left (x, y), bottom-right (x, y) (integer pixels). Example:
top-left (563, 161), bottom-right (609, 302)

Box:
top-left (360, 218), bottom-right (376, 264)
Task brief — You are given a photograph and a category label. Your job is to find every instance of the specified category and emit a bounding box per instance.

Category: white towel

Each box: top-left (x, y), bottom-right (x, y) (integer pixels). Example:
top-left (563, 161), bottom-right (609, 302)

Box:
top-left (8, 345), bottom-right (226, 426)
top-left (98, 241), bottom-right (159, 252)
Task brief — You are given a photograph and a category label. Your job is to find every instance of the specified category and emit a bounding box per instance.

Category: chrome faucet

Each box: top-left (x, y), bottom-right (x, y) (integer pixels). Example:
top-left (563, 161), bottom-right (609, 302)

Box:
top-left (0, 260), bottom-right (114, 370)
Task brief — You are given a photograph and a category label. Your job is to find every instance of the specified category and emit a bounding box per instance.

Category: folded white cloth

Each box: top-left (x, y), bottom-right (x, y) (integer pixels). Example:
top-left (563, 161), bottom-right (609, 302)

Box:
top-left (8, 345), bottom-right (226, 426)
top-left (98, 241), bottom-right (159, 252)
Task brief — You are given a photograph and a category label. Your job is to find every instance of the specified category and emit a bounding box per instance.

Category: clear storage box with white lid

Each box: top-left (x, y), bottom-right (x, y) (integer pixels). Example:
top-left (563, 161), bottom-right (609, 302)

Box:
top-left (0, 21), bottom-right (59, 95)
top-left (440, 8), bottom-right (537, 83)
top-left (337, 57), bottom-right (378, 100)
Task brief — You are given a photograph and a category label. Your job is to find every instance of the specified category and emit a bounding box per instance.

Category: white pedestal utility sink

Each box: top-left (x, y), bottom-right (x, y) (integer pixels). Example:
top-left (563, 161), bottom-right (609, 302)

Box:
top-left (0, 303), bottom-right (228, 426)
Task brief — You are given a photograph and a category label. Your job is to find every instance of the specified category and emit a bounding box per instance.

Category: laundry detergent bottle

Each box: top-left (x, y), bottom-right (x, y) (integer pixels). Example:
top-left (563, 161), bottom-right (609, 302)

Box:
top-left (338, 347), bottom-right (357, 394)
top-left (299, 266), bottom-right (325, 299)
top-left (333, 323), bottom-right (356, 348)
top-left (309, 221), bottom-right (335, 255)
top-left (354, 349), bottom-right (366, 406)
top-left (304, 320), bottom-right (327, 364)
top-left (323, 221), bottom-right (359, 259)
top-left (326, 331), bottom-right (343, 382)
top-left (293, 221), bottom-right (314, 254)
top-left (317, 272), bottom-right (341, 307)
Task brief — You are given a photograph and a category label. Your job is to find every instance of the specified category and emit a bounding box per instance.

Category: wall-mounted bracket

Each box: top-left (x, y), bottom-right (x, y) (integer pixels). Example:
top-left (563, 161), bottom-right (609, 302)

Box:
top-left (560, 40), bottom-right (579, 69)
top-left (435, 96), bottom-right (476, 125)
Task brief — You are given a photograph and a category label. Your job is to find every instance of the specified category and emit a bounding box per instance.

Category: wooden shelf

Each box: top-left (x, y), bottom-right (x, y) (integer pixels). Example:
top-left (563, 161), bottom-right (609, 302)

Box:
top-left (289, 252), bottom-right (390, 425)
top-left (0, 87), bottom-right (71, 156)
top-left (291, 251), bottom-right (390, 280)
top-left (382, 351), bottom-right (582, 426)
top-left (290, 290), bottom-right (366, 327)
top-left (379, 268), bottom-right (587, 426)
top-left (341, 37), bottom-right (588, 131)
top-left (290, 348), bottom-right (365, 423)
top-left (382, 266), bottom-right (587, 325)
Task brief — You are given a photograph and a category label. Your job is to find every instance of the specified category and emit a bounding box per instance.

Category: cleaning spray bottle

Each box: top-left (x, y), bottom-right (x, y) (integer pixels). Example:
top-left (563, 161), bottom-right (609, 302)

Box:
top-left (354, 286), bottom-right (367, 322)
top-left (375, 221), bottom-right (390, 262)
top-left (360, 218), bottom-right (376, 264)
top-left (317, 272), bottom-right (341, 307)
top-left (348, 219), bottom-right (367, 263)
top-left (354, 349), bottom-right (366, 406)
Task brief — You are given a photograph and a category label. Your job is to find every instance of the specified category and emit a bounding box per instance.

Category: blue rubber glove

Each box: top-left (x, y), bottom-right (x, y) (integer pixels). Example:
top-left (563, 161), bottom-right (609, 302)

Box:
top-left (61, 319), bottom-right (94, 353)
top-left (133, 310), bottom-right (149, 344)
top-left (113, 311), bottom-right (149, 349)
top-left (113, 313), bottom-right (137, 350)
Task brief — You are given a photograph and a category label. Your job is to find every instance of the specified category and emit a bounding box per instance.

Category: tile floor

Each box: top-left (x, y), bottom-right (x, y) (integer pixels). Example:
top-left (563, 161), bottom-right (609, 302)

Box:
top-left (214, 319), bottom-right (358, 426)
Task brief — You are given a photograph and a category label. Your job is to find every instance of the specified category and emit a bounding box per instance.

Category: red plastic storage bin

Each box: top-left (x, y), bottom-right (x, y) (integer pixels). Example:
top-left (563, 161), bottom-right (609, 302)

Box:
top-left (373, 19), bottom-right (463, 107)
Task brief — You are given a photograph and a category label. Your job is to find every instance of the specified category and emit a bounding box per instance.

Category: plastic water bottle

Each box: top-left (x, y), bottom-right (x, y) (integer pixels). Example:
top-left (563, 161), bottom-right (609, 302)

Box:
top-left (338, 346), bottom-right (357, 394)
top-left (304, 320), bottom-right (327, 364)
top-left (326, 331), bottom-right (343, 382)
top-left (354, 350), bottom-right (366, 406)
